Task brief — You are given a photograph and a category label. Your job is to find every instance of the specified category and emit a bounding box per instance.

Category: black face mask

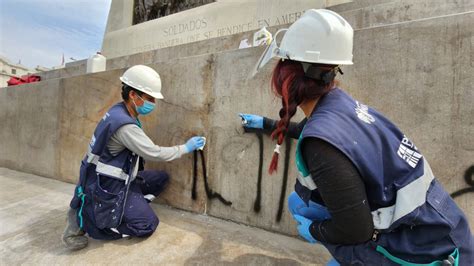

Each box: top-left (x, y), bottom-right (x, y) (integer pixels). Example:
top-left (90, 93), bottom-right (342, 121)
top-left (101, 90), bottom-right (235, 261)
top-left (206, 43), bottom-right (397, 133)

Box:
top-left (304, 65), bottom-right (343, 85)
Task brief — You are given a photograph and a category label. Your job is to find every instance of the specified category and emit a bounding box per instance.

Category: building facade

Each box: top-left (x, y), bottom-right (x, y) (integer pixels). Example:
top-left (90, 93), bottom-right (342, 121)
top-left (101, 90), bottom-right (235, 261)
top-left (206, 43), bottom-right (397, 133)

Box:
top-left (0, 56), bottom-right (39, 87)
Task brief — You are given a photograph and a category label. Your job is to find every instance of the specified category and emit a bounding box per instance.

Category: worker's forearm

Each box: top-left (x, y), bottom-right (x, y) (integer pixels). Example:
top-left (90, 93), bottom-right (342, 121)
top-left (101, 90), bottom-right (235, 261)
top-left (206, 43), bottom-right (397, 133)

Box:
top-left (302, 137), bottom-right (374, 244)
top-left (111, 124), bottom-right (187, 162)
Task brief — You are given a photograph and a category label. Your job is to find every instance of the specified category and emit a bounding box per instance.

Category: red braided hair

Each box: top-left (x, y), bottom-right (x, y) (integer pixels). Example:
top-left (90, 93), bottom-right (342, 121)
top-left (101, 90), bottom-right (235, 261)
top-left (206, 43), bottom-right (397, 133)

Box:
top-left (268, 60), bottom-right (336, 174)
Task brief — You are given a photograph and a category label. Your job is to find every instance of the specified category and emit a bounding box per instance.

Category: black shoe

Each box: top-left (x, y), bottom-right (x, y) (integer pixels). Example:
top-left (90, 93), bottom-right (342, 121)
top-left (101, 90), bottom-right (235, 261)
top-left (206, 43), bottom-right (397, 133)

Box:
top-left (62, 208), bottom-right (88, 251)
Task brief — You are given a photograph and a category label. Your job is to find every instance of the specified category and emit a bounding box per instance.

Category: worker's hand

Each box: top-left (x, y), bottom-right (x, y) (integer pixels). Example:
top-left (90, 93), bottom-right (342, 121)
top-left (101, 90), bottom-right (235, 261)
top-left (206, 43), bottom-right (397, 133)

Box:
top-left (185, 136), bottom-right (206, 153)
top-left (293, 215), bottom-right (318, 244)
top-left (288, 192), bottom-right (331, 222)
top-left (238, 113), bottom-right (263, 129)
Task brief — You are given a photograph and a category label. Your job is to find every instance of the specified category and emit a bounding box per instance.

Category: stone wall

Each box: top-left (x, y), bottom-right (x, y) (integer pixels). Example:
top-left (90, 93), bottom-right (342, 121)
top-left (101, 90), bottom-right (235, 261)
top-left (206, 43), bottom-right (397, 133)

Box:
top-left (0, 50), bottom-right (303, 234)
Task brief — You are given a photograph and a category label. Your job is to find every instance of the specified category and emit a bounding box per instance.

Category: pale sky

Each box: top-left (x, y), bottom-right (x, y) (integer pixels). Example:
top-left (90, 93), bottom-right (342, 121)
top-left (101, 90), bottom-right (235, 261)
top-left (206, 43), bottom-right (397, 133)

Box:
top-left (0, 0), bottom-right (112, 69)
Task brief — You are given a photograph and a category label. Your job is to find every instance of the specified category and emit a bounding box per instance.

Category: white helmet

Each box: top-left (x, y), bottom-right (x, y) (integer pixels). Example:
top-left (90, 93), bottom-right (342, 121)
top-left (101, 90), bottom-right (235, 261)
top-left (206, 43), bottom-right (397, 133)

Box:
top-left (120, 65), bottom-right (164, 99)
top-left (252, 9), bottom-right (353, 75)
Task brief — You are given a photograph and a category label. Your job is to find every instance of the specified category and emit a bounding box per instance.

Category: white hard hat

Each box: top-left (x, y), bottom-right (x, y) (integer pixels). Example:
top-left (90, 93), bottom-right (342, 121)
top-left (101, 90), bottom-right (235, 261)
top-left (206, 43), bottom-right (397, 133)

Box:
top-left (120, 65), bottom-right (164, 99)
top-left (252, 9), bottom-right (353, 75)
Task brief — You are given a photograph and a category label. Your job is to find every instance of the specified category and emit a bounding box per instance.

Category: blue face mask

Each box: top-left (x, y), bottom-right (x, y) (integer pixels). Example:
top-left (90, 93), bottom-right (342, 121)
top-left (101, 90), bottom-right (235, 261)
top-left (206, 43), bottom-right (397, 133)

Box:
top-left (133, 95), bottom-right (155, 115)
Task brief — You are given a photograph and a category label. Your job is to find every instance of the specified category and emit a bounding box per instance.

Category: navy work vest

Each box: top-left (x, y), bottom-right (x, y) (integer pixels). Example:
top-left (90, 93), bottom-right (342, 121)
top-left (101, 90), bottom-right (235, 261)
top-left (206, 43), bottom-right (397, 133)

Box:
top-left (83, 102), bottom-right (139, 183)
top-left (70, 102), bottom-right (140, 229)
top-left (296, 88), bottom-right (473, 264)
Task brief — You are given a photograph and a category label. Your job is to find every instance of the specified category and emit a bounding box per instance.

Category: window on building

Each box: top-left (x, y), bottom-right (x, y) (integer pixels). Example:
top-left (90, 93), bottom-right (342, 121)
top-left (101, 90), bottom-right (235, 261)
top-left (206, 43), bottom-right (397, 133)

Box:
top-left (11, 69), bottom-right (16, 75)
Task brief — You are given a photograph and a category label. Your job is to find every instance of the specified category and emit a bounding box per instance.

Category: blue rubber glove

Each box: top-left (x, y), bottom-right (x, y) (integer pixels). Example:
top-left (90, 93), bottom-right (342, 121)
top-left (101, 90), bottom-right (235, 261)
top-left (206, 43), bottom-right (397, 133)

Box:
top-left (326, 258), bottom-right (340, 266)
top-left (306, 201), bottom-right (332, 221)
top-left (293, 215), bottom-right (317, 244)
top-left (238, 113), bottom-right (263, 129)
top-left (185, 136), bottom-right (206, 153)
top-left (288, 192), bottom-right (331, 222)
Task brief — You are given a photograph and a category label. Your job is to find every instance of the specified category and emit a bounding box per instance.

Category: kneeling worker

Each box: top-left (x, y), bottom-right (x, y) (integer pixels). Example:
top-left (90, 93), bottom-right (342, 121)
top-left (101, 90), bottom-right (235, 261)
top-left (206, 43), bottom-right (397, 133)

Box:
top-left (62, 65), bottom-right (205, 250)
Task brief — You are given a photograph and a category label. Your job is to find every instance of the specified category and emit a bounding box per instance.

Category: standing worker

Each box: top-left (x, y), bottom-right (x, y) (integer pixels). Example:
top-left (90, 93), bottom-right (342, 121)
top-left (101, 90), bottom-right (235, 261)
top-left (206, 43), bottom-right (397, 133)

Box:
top-left (62, 65), bottom-right (206, 250)
top-left (241, 9), bottom-right (473, 265)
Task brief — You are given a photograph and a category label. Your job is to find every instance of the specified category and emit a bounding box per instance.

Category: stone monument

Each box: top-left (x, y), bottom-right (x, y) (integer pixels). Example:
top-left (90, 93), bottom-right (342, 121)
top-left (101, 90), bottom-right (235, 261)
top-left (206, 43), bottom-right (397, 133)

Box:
top-left (102, 0), bottom-right (351, 58)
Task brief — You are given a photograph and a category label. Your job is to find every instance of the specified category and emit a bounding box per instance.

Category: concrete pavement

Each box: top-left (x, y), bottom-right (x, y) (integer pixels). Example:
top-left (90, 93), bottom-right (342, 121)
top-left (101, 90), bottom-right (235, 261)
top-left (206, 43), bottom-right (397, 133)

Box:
top-left (0, 167), bottom-right (331, 265)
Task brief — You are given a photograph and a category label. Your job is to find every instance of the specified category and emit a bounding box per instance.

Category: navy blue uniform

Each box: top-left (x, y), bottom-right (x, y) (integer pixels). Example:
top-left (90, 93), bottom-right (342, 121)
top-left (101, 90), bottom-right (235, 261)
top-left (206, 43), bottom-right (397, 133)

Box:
top-left (70, 103), bottom-right (169, 240)
top-left (290, 88), bottom-right (473, 265)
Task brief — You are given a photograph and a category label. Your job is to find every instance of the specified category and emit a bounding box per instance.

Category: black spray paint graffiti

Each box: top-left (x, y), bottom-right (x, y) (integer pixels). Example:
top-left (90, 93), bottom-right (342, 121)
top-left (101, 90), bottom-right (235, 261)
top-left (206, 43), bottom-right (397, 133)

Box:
top-left (251, 131), bottom-right (264, 213)
top-left (192, 149), bottom-right (232, 206)
top-left (244, 127), bottom-right (292, 222)
top-left (450, 165), bottom-right (474, 199)
top-left (277, 137), bottom-right (292, 222)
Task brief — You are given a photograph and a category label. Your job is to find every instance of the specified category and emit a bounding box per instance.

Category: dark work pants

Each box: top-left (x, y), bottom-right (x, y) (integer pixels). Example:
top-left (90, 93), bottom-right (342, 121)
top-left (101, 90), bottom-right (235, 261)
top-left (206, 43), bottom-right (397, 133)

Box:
top-left (81, 170), bottom-right (169, 240)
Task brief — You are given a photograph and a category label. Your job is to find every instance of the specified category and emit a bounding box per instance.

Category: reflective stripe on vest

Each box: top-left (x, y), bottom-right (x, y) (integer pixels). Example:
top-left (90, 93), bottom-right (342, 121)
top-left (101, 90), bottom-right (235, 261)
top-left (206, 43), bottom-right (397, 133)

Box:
top-left (96, 162), bottom-right (130, 181)
top-left (87, 152), bottom-right (130, 182)
top-left (296, 132), bottom-right (435, 230)
top-left (86, 152), bottom-right (100, 164)
top-left (296, 172), bottom-right (318, 190)
top-left (371, 159), bottom-right (434, 230)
